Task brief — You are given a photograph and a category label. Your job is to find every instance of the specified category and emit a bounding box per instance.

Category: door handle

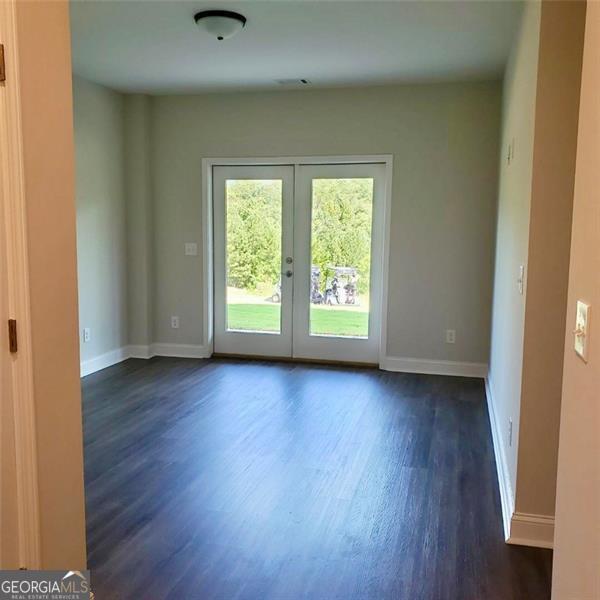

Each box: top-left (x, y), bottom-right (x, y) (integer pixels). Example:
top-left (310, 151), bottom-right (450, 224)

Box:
top-left (284, 270), bottom-right (293, 278)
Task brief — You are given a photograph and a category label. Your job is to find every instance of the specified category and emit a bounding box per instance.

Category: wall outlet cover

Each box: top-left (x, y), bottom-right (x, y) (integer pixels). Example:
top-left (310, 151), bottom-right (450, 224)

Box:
top-left (518, 265), bottom-right (525, 295)
top-left (185, 242), bottom-right (198, 256)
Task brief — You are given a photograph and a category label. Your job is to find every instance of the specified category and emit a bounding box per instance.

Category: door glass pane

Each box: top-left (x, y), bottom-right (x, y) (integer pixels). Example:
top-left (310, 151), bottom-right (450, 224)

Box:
top-left (225, 179), bottom-right (282, 334)
top-left (309, 178), bottom-right (373, 338)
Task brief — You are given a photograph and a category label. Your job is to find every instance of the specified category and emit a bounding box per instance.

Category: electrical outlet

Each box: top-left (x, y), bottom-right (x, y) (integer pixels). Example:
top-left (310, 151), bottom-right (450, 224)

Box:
top-left (171, 316), bottom-right (180, 329)
top-left (83, 328), bottom-right (91, 343)
top-left (445, 329), bottom-right (456, 344)
top-left (508, 418), bottom-right (513, 447)
top-left (184, 242), bottom-right (198, 256)
top-left (518, 265), bottom-right (525, 295)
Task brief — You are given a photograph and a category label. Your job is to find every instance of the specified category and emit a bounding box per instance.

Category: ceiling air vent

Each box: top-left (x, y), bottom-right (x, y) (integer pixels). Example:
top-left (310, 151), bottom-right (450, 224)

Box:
top-left (276, 79), bottom-right (311, 86)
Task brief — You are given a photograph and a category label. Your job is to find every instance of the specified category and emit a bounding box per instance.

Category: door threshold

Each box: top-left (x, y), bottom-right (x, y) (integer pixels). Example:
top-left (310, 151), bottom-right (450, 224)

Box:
top-left (211, 352), bottom-right (378, 369)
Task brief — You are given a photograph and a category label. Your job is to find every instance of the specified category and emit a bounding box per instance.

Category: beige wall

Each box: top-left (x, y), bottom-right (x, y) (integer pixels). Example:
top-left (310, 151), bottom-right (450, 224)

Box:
top-left (73, 76), bottom-right (128, 364)
top-left (552, 2), bottom-right (600, 597)
top-left (15, 0), bottom-right (87, 569)
top-left (516, 0), bottom-right (585, 517)
top-left (149, 82), bottom-right (501, 361)
top-left (0, 146), bottom-right (19, 568)
top-left (488, 0), bottom-right (541, 501)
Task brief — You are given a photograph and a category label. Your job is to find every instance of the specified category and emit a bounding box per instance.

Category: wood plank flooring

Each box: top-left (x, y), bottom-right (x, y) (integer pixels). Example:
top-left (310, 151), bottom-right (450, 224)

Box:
top-left (82, 357), bottom-right (552, 599)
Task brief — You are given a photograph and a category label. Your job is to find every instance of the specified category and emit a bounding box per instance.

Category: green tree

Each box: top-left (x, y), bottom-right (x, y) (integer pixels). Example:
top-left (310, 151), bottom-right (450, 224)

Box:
top-left (226, 180), bottom-right (282, 289)
top-left (311, 178), bottom-right (373, 293)
top-left (225, 178), bottom-right (373, 293)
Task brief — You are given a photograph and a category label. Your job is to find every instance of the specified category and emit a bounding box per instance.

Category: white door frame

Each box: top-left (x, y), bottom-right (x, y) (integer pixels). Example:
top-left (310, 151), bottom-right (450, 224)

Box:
top-left (202, 155), bottom-right (394, 366)
top-left (0, 0), bottom-right (41, 568)
top-left (212, 165), bottom-right (295, 357)
top-left (292, 162), bottom-right (386, 363)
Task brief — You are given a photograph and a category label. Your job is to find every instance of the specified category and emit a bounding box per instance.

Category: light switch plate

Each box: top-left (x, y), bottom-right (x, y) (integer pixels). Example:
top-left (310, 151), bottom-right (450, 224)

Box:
top-left (185, 242), bottom-right (198, 256)
top-left (574, 300), bottom-right (590, 362)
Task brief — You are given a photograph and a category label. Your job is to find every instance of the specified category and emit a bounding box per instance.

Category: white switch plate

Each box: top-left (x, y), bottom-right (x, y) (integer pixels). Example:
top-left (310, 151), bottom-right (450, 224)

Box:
top-left (445, 329), bottom-right (456, 344)
top-left (171, 316), bottom-right (180, 329)
top-left (574, 300), bottom-right (590, 362)
top-left (83, 328), bottom-right (91, 343)
top-left (185, 242), bottom-right (198, 256)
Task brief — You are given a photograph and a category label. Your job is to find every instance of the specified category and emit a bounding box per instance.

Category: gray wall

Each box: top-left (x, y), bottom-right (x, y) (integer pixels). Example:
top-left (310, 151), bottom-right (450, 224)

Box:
top-left (150, 82), bottom-right (501, 361)
top-left (488, 1), bottom-right (541, 505)
top-left (124, 95), bottom-right (154, 348)
top-left (73, 76), bottom-right (127, 362)
top-left (73, 79), bottom-right (501, 367)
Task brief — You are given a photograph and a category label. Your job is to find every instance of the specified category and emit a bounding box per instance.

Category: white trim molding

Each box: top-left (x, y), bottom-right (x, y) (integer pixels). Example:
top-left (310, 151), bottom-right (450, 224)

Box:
top-left (508, 512), bottom-right (555, 549)
top-left (485, 377), bottom-right (555, 549)
top-left (380, 356), bottom-right (488, 378)
top-left (81, 343), bottom-right (211, 376)
top-left (150, 343), bottom-right (210, 359)
top-left (80, 347), bottom-right (130, 377)
top-left (0, 0), bottom-right (42, 569)
top-left (128, 344), bottom-right (153, 360)
top-left (202, 155), bottom-right (394, 362)
top-left (485, 376), bottom-right (515, 540)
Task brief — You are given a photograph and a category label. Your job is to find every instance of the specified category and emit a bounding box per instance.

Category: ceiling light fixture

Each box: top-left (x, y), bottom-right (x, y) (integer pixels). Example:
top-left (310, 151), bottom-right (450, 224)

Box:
top-left (194, 10), bottom-right (247, 41)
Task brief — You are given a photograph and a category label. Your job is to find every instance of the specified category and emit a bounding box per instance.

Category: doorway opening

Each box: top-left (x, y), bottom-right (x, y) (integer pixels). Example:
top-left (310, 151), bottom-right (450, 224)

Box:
top-left (209, 158), bottom-right (392, 364)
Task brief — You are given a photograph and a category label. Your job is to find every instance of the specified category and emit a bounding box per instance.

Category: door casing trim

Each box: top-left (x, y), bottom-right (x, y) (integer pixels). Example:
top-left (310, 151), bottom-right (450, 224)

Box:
top-left (201, 155), bottom-right (394, 367)
top-left (0, 0), bottom-right (41, 568)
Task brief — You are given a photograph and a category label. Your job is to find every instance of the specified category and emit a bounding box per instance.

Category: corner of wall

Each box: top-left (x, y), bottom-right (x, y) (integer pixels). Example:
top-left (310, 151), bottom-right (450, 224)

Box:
top-left (487, 0), bottom-right (585, 549)
top-left (124, 93), bottom-right (154, 349)
top-left (514, 0), bottom-right (586, 521)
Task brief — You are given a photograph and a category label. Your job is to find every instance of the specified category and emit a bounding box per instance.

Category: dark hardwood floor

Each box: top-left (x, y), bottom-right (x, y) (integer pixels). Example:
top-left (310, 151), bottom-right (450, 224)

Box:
top-left (82, 357), bottom-right (552, 599)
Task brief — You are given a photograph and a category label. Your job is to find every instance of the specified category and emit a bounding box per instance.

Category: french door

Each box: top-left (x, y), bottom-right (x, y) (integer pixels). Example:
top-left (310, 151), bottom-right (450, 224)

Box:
top-left (213, 161), bottom-right (386, 363)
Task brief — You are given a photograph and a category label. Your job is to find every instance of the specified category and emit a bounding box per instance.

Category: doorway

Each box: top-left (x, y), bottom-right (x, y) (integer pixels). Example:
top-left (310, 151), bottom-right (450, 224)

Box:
top-left (212, 159), bottom-right (389, 363)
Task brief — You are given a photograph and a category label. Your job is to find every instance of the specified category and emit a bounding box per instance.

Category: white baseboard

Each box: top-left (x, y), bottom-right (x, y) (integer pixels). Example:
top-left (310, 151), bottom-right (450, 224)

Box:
top-left (508, 512), bottom-right (555, 549)
top-left (380, 356), bottom-right (488, 378)
top-left (128, 344), bottom-right (153, 359)
top-left (485, 376), bottom-right (515, 541)
top-left (150, 343), bottom-right (211, 359)
top-left (81, 343), bottom-right (211, 376)
top-left (485, 377), bottom-right (555, 549)
top-left (80, 347), bottom-right (130, 377)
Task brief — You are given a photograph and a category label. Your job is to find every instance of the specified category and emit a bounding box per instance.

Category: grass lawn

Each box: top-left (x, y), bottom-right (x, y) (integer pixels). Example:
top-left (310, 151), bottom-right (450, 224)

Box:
top-left (227, 303), bottom-right (368, 337)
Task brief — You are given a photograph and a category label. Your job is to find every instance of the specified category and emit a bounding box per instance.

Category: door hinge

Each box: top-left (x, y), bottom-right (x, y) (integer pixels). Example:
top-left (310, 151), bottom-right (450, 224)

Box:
top-left (8, 319), bottom-right (17, 353)
top-left (0, 45), bottom-right (5, 83)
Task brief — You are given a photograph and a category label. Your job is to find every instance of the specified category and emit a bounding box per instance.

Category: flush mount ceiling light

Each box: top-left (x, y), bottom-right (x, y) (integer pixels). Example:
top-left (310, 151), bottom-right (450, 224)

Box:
top-left (194, 10), bottom-right (247, 41)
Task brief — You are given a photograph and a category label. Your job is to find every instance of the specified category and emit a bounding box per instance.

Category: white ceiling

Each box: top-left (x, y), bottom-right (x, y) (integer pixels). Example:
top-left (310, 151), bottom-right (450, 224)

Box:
top-left (70, 0), bottom-right (522, 94)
